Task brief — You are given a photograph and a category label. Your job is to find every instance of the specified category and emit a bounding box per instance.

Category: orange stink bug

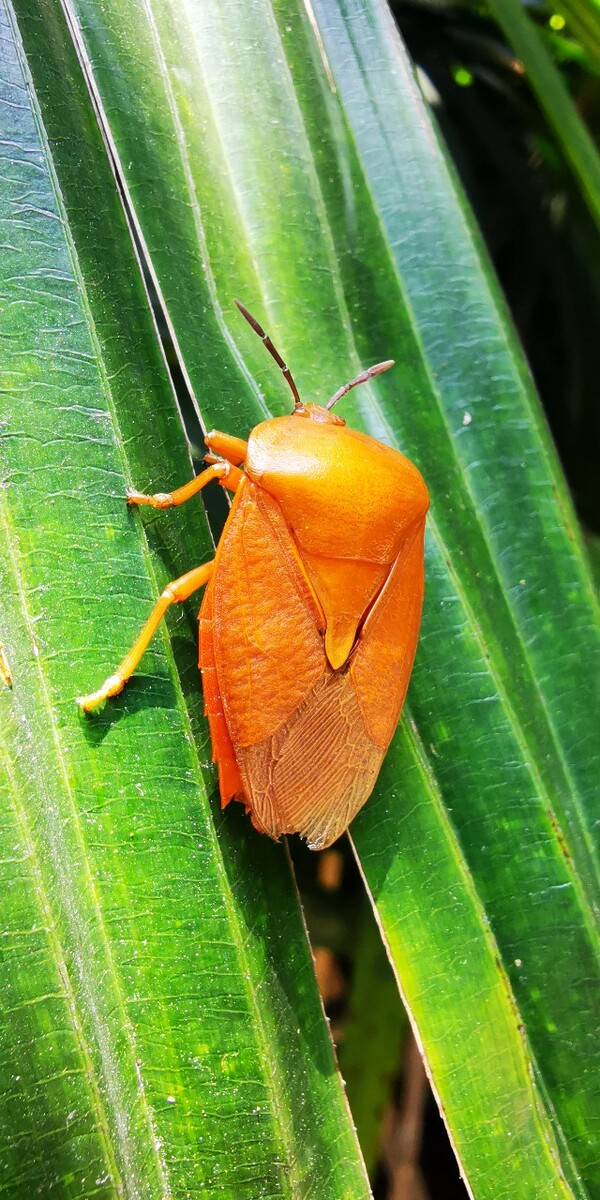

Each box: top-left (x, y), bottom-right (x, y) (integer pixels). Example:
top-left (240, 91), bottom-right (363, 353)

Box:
top-left (78, 302), bottom-right (429, 849)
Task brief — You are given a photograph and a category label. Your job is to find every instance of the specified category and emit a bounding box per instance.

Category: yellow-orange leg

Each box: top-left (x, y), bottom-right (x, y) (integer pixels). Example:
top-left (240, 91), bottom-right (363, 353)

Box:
top-left (126, 459), bottom-right (242, 509)
top-left (205, 430), bottom-right (248, 466)
top-left (77, 562), bottom-right (214, 712)
top-left (0, 643), bottom-right (12, 688)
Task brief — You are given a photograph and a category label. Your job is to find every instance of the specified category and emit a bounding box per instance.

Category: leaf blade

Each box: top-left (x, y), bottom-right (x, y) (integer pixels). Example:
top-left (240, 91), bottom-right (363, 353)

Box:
top-left (23, 0), bottom-right (600, 1194)
top-left (0, 2), bottom-right (372, 1194)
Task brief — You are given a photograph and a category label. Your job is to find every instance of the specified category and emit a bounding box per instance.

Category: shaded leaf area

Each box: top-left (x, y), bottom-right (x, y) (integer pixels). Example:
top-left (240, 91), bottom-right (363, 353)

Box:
top-left (57, 0), bottom-right (600, 1195)
top-left (336, 893), bottom-right (408, 1178)
top-left (0, 4), bottom-right (372, 1196)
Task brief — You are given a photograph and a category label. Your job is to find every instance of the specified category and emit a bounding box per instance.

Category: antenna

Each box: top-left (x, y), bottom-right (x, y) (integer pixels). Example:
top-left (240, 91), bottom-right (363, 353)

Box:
top-left (235, 299), bottom-right (302, 410)
top-left (326, 360), bottom-right (395, 410)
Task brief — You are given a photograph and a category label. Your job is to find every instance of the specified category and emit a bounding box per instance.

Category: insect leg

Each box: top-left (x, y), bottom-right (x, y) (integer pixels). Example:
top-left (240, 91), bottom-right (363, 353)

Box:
top-left (77, 561), bottom-right (214, 712)
top-left (204, 430), bottom-right (248, 466)
top-left (234, 299), bottom-right (302, 410)
top-left (127, 460), bottom-right (242, 509)
top-left (0, 643), bottom-right (12, 688)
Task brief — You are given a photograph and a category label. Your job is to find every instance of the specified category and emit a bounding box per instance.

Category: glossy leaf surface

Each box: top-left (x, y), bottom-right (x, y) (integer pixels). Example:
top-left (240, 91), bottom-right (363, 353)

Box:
top-left (57, 0), bottom-right (600, 1194)
top-left (4, 0), bottom-right (599, 1196)
top-left (0, 2), bottom-right (371, 1195)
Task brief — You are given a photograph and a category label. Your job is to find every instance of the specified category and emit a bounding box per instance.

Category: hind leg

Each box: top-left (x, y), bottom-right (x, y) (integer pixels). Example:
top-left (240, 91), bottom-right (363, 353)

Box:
top-left (77, 562), bottom-right (214, 711)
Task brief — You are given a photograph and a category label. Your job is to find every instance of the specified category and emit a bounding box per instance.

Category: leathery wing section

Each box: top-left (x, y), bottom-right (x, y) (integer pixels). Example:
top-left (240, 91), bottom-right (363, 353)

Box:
top-left (200, 414), bottom-right (429, 850)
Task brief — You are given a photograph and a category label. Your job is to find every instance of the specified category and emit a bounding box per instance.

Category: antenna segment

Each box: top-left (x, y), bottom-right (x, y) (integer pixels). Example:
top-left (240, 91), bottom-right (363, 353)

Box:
top-left (326, 360), bottom-right (395, 410)
top-left (235, 299), bottom-right (302, 410)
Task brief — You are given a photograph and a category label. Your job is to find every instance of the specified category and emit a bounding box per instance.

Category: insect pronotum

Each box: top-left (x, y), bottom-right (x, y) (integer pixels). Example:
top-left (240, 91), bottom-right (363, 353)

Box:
top-left (78, 302), bottom-right (429, 850)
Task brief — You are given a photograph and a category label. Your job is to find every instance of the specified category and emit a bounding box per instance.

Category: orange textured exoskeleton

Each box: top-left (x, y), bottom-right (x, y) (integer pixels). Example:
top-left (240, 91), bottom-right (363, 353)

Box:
top-left (78, 302), bottom-right (429, 850)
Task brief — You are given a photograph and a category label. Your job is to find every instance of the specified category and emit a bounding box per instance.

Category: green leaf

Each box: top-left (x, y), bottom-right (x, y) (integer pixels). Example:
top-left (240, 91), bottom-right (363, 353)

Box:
top-left (0, 3), bottom-right (372, 1196)
top-left (51, 0), bottom-right (600, 1194)
top-left (5, 0), bottom-right (599, 1197)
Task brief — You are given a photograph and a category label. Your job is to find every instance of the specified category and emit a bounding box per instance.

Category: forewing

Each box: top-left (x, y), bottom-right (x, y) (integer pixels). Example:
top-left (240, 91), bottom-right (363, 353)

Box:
top-left (211, 484), bottom-right (425, 849)
top-left (237, 672), bottom-right (384, 851)
top-left (198, 575), bottom-right (245, 808)
top-left (212, 480), bottom-right (324, 747)
top-left (351, 518), bottom-right (426, 748)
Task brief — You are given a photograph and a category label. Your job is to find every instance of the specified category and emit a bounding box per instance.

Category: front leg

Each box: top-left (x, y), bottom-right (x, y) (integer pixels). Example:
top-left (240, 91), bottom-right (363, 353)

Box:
top-left (127, 459), bottom-right (242, 509)
top-left (204, 430), bottom-right (248, 466)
